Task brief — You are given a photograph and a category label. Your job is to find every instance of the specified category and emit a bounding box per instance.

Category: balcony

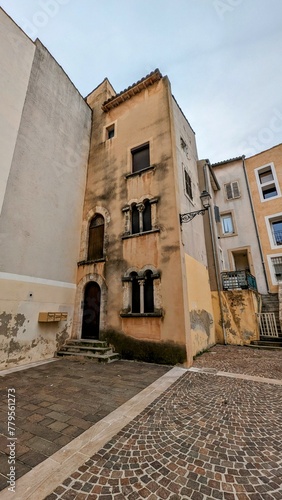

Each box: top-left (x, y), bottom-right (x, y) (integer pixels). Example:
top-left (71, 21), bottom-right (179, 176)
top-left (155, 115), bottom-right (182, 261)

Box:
top-left (221, 271), bottom-right (257, 292)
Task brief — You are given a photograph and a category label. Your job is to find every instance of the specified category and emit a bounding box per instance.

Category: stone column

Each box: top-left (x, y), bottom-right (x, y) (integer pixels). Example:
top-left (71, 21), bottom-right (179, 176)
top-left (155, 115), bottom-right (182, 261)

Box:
top-left (139, 279), bottom-right (145, 314)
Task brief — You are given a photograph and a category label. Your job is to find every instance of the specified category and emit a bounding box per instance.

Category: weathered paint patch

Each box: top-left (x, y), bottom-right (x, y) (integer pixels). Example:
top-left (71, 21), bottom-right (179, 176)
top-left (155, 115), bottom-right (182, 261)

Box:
top-left (0, 312), bottom-right (26, 338)
top-left (190, 310), bottom-right (212, 339)
top-left (56, 323), bottom-right (70, 351)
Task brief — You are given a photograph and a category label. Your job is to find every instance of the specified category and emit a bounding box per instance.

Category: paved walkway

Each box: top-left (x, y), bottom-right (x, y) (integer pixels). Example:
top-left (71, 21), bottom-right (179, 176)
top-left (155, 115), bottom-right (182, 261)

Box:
top-left (0, 346), bottom-right (282, 499)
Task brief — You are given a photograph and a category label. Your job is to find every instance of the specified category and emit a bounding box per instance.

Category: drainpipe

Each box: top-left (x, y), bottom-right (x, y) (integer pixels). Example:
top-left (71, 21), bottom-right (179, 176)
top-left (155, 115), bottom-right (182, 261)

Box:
top-left (242, 156), bottom-right (269, 294)
top-left (204, 162), bottom-right (227, 345)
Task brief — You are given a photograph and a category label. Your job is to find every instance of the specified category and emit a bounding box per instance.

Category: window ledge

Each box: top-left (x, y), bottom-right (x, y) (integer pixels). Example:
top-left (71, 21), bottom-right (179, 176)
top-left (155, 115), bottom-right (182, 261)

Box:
top-left (120, 311), bottom-right (163, 318)
top-left (125, 165), bottom-right (155, 179)
top-left (122, 228), bottom-right (160, 240)
top-left (77, 258), bottom-right (106, 266)
top-left (221, 233), bottom-right (237, 238)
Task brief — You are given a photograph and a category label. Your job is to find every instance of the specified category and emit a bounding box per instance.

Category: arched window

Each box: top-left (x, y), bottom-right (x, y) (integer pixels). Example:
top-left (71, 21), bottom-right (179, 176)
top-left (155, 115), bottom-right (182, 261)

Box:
top-left (130, 272), bottom-right (140, 313)
top-left (131, 204), bottom-right (140, 234)
top-left (143, 200), bottom-right (152, 232)
top-left (144, 270), bottom-right (154, 313)
top-left (88, 215), bottom-right (104, 261)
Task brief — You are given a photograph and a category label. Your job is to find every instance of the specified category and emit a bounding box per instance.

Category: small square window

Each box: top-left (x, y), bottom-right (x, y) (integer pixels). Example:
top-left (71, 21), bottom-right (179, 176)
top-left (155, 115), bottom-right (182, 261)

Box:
top-left (225, 181), bottom-right (240, 200)
top-left (106, 124), bottom-right (115, 140)
top-left (131, 143), bottom-right (150, 173)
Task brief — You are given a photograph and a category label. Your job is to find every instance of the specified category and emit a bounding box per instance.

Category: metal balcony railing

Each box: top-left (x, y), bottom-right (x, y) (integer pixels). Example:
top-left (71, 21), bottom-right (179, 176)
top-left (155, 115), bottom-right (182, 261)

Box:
top-left (221, 270), bottom-right (257, 292)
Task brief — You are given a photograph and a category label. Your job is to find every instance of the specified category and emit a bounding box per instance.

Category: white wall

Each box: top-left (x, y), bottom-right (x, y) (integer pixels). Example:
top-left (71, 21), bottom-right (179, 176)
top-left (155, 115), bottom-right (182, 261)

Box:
top-left (0, 8), bottom-right (35, 216)
top-left (172, 98), bottom-right (208, 266)
top-left (0, 16), bottom-right (91, 368)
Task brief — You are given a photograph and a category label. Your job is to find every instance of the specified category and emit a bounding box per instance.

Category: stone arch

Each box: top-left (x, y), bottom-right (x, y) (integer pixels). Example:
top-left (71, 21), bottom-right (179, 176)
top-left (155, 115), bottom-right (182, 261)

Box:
top-left (72, 273), bottom-right (107, 339)
top-left (79, 206), bottom-right (110, 262)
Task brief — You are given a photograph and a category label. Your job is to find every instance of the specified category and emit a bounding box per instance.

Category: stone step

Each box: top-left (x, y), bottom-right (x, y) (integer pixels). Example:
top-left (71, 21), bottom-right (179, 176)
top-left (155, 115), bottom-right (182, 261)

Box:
top-left (57, 339), bottom-right (120, 363)
top-left (60, 345), bottom-right (112, 354)
top-left (65, 339), bottom-right (109, 348)
top-left (56, 350), bottom-right (120, 363)
top-left (250, 340), bottom-right (282, 350)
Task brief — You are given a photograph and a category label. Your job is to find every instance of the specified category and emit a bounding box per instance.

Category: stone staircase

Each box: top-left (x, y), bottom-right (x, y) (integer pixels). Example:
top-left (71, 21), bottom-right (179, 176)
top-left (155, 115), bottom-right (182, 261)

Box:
top-left (57, 339), bottom-right (120, 363)
top-left (250, 293), bottom-right (282, 350)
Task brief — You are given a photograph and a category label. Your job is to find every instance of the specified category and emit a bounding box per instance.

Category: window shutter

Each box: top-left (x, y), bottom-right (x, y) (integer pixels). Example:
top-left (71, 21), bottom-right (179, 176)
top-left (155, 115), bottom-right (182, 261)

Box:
top-left (225, 183), bottom-right (233, 200)
top-left (232, 181), bottom-right (240, 198)
top-left (88, 215), bottom-right (104, 260)
top-left (132, 144), bottom-right (150, 173)
top-left (225, 182), bottom-right (240, 199)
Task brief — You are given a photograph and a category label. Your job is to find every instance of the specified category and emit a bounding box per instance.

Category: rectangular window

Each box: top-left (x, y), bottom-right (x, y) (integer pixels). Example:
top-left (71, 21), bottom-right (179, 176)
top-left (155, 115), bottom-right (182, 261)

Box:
top-left (224, 181), bottom-right (240, 200)
top-left (271, 219), bottom-right (282, 246)
top-left (105, 123), bottom-right (115, 140)
top-left (272, 256), bottom-right (282, 282)
top-left (184, 169), bottom-right (193, 200)
top-left (131, 143), bottom-right (150, 173)
top-left (221, 213), bottom-right (234, 235)
top-left (259, 168), bottom-right (273, 184)
top-left (255, 163), bottom-right (281, 202)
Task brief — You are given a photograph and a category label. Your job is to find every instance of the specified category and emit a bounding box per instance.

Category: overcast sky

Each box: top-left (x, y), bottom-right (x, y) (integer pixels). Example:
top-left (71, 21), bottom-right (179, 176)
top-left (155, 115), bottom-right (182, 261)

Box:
top-left (2, 0), bottom-right (282, 163)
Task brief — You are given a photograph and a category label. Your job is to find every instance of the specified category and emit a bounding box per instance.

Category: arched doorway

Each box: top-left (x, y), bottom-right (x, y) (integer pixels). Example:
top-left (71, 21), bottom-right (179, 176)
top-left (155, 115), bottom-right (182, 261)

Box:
top-left (82, 282), bottom-right (101, 339)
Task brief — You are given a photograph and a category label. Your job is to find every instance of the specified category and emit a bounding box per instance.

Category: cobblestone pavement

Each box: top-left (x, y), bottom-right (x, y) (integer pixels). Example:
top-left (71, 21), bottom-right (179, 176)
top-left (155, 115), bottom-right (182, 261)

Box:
top-left (45, 360), bottom-right (282, 499)
top-left (0, 359), bottom-right (170, 491)
top-left (193, 345), bottom-right (282, 380)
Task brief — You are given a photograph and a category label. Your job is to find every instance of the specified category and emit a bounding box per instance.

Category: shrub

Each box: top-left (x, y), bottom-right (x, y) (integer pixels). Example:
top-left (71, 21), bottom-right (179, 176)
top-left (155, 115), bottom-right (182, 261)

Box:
top-left (101, 329), bottom-right (186, 365)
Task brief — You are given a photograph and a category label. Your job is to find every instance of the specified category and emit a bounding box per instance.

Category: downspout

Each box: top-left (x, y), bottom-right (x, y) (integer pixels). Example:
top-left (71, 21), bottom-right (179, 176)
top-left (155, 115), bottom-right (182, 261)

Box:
top-left (203, 162), bottom-right (227, 345)
top-left (242, 156), bottom-right (269, 293)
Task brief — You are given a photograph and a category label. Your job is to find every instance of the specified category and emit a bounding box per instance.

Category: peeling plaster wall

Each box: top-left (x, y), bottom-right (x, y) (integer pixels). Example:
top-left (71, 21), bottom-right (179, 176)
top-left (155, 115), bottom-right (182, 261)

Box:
top-left (185, 253), bottom-right (215, 356)
top-left (0, 278), bottom-right (75, 368)
top-left (212, 290), bottom-right (260, 345)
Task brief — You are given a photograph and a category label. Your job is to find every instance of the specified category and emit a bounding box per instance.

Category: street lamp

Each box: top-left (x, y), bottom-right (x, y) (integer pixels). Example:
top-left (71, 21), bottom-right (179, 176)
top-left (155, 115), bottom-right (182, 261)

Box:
top-left (179, 190), bottom-right (211, 224)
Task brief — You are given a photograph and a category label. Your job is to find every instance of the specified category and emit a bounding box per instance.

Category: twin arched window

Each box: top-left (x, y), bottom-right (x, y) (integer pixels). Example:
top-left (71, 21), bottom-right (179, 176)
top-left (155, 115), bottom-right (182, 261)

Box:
top-left (88, 215), bottom-right (104, 261)
top-left (130, 270), bottom-right (154, 314)
top-left (131, 200), bottom-right (152, 234)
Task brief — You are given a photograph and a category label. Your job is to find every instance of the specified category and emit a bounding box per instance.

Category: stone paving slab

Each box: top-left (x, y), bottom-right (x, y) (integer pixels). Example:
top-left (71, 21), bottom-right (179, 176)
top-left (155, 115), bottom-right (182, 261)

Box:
top-left (0, 358), bottom-right (170, 491)
top-left (193, 345), bottom-right (282, 380)
top-left (42, 370), bottom-right (282, 500)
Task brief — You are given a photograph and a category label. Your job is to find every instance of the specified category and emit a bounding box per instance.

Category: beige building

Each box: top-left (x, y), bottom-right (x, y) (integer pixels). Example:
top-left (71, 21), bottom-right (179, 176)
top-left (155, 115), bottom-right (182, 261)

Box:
top-left (73, 70), bottom-right (215, 365)
top-left (211, 156), bottom-right (267, 294)
top-left (196, 158), bottom-right (262, 346)
top-left (245, 144), bottom-right (282, 293)
top-left (0, 9), bottom-right (91, 369)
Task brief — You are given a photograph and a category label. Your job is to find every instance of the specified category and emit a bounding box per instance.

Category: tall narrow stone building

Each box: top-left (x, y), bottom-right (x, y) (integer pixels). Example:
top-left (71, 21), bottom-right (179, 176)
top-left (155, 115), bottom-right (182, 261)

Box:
top-left (73, 70), bottom-right (215, 365)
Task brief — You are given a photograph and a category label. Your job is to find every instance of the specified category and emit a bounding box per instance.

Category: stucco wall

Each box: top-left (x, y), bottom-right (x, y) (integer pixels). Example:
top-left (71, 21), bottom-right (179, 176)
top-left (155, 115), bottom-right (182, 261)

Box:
top-left (0, 277), bottom-right (75, 369)
top-left (185, 253), bottom-right (215, 356)
top-left (77, 75), bottom-right (190, 361)
top-left (213, 159), bottom-right (267, 294)
top-left (0, 33), bottom-right (91, 368)
top-left (172, 100), bottom-right (208, 266)
top-left (245, 145), bottom-right (282, 293)
top-left (212, 290), bottom-right (260, 345)
top-left (0, 9), bottom-right (35, 216)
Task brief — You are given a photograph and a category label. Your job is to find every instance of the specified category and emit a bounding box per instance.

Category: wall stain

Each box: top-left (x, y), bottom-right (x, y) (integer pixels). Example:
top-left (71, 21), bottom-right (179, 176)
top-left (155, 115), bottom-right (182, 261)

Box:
top-left (0, 312), bottom-right (26, 338)
top-left (190, 310), bottom-right (212, 339)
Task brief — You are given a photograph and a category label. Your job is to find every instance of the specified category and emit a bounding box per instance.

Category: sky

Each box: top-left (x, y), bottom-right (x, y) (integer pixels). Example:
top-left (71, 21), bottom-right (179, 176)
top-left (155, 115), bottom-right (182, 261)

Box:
top-left (2, 0), bottom-right (282, 163)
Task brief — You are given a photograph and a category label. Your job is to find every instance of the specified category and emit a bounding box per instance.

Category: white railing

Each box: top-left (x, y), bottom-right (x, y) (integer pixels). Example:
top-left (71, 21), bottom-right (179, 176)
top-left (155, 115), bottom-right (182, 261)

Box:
top-left (257, 312), bottom-right (279, 337)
